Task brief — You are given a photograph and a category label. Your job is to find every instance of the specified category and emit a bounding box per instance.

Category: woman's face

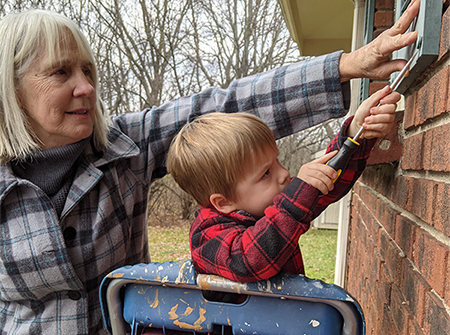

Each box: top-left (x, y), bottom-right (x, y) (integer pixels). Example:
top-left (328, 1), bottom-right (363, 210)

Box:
top-left (19, 38), bottom-right (96, 149)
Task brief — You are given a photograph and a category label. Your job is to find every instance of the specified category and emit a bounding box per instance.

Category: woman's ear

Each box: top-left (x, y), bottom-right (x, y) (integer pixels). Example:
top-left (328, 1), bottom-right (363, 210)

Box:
top-left (209, 194), bottom-right (237, 214)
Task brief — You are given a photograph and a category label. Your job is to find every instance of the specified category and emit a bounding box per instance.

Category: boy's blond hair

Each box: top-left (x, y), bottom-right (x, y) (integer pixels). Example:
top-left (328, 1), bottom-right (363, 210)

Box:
top-left (167, 113), bottom-right (278, 207)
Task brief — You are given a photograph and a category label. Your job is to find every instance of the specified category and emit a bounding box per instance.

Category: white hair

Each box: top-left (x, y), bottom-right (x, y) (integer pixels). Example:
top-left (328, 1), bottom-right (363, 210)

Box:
top-left (0, 9), bottom-right (110, 162)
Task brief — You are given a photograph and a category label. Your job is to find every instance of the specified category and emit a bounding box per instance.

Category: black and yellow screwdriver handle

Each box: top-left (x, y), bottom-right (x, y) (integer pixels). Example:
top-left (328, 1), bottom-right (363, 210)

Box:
top-left (326, 137), bottom-right (360, 183)
top-left (325, 44), bottom-right (420, 185)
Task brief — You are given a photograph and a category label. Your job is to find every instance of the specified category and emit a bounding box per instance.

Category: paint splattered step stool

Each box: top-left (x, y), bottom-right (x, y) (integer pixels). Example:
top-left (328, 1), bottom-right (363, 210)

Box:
top-left (100, 260), bottom-right (365, 335)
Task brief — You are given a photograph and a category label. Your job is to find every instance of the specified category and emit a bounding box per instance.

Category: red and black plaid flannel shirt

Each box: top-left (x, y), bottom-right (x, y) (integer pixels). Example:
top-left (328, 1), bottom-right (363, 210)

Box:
top-left (190, 117), bottom-right (377, 282)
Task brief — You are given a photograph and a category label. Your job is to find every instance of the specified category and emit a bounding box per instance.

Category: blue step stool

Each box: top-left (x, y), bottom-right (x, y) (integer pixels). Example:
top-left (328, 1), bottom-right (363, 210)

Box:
top-left (100, 260), bottom-right (365, 335)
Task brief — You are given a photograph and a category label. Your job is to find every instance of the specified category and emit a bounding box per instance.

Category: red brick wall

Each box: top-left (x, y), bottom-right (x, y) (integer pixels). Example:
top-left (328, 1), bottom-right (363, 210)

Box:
top-left (345, 2), bottom-right (450, 334)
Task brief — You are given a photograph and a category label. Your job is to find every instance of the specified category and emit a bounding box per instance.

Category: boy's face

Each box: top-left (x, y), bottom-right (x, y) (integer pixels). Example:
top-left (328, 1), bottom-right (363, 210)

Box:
top-left (232, 148), bottom-right (291, 219)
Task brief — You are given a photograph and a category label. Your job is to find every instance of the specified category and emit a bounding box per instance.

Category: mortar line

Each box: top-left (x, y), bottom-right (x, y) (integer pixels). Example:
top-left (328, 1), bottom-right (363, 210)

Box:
top-left (356, 181), bottom-right (450, 247)
top-left (400, 111), bottom-right (450, 139)
top-left (399, 169), bottom-right (450, 184)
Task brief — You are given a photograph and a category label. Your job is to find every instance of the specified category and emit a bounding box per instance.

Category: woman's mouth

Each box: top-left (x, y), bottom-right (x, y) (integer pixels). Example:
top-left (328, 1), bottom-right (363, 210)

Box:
top-left (67, 110), bottom-right (88, 115)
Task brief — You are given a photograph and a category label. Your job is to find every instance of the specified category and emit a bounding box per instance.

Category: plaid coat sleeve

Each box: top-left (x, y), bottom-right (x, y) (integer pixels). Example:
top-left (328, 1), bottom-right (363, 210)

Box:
top-left (190, 117), bottom-right (376, 283)
top-left (112, 51), bottom-right (350, 182)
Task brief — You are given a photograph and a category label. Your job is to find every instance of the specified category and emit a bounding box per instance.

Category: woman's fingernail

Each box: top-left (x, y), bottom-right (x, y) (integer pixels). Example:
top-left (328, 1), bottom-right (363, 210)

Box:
top-left (365, 117), bottom-right (370, 123)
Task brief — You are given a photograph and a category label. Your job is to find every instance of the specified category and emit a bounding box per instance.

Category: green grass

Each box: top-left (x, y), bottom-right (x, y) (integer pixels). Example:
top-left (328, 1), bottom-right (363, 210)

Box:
top-left (148, 224), bottom-right (337, 283)
top-left (148, 223), bottom-right (191, 262)
top-left (299, 228), bottom-right (337, 283)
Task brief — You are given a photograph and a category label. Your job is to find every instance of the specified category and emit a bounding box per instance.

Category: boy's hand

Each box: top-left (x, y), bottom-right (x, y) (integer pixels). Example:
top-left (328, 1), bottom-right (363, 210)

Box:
top-left (297, 151), bottom-right (338, 195)
top-left (348, 85), bottom-right (401, 139)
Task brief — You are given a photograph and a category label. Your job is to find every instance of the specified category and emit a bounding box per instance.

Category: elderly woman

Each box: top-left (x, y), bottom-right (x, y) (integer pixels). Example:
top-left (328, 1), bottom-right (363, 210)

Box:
top-left (0, 4), bottom-right (419, 335)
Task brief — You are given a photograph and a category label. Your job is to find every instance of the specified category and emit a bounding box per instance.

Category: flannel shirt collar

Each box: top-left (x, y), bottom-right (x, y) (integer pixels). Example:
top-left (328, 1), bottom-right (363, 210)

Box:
top-left (199, 207), bottom-right (257, 226)
top-left (88, 125), bottom-right (140, 168)
top-left (0, 163), bottom-right (18, 202)
top-left (0, 126), bottom-right (140, 203)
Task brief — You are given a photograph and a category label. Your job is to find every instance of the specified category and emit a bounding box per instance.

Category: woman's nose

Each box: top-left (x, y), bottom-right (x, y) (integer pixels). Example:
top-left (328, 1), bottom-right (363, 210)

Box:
top-left (73, 72), bottom-right (95, 97)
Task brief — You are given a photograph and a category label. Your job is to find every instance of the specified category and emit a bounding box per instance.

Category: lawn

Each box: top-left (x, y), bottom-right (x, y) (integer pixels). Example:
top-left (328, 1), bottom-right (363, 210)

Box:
top-left (148, 224), bottom-right (338, 283)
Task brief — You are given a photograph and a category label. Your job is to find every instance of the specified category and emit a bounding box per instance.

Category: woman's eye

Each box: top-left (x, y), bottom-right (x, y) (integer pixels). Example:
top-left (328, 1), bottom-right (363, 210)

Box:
top-left (54, 68), bottom-right (67, 76)
top-left (83, 68), bottom-right (92, 76)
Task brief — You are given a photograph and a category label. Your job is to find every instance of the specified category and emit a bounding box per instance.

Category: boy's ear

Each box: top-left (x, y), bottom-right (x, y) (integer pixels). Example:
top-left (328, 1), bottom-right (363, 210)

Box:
top-left (209, 194), bottom-right (237, 214)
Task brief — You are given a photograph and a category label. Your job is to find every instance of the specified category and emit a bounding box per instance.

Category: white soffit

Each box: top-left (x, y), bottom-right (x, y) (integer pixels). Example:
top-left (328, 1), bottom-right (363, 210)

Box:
top-left (279, 0), bottom-right (355, 56)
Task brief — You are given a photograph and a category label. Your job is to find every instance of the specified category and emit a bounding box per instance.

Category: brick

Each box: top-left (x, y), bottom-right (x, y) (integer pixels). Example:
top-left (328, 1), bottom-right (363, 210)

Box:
top-left (354, 192), bottom-right (383, 246)
top-left (360, 163), bottom-right (398, 200)
top-left (382, 304), bottom-right (401, 334)
top-left (395, 215), bottom-right (417, 260)
top-left (357, 215), bottom-right (371, 252)
top-left (374, 11), bottom-right (394, 27)
top-left (360, 278), bottom-right (370, 313)
top-left (390, 284), bottom-right (409, 335)
top-left (404, 178), bottom-right (434, 225)
top-left (415, 67), bottom-right (450, 125)
top-left (369, 81), bottom-right (388, 96)
top-left (347, 213), bottom-right (363, 294)
top-left (401, 132), bottom-right (424, 171)
top-left (439, 4), bottom-right (450, 61)
top-left (414, 229), bottom-right (449, 297)
top-left (375, 0), bottom-right (394, 10)
top-left (446, 255), bottom-right (450, 312)
top-left (401, 263), bottom-right (432, 327)
top-left (423, 291), bottom-right (450, 335)
top-left (375, 264), bottom-right (394, 333)
top-left (367, 211), bottom-right (381, 248)
top-left (363, 245), bottom-right (379, 283)
top-left (367, 297), bottom-right (383, 335)
top-left (367, 111), bottom-right (403, 165)
top-left (433, 182), bottom-right (450, 237)
top-left (378, 262), bottom-right (394, 303)
top-left (391, 175), bottom-right (410, 209)
top-left (375, 200), bottom-right (399, 238)
top-left (357, 183), bottom-right (377, 214)
top-left (428, 124), bottom-right (450, 172)
top-left (407, 316), bottom-right (424, 335)
top-left (421, 130), bottom-right (433, 172)
top-left (403, 91), bottom-right (417, 130)
top-left (379, 232), bottom-right (403, 284)
top-left (353, 182), bottom-right (362, 196)
top-left (365, 299), bottom-right (379, 335)
top-left (364, 276), bottom-right (376, 304)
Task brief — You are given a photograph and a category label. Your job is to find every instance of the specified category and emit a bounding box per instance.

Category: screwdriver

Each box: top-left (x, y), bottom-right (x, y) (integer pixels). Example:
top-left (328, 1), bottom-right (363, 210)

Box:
top-left (327, 48), bottom-right (419, 183)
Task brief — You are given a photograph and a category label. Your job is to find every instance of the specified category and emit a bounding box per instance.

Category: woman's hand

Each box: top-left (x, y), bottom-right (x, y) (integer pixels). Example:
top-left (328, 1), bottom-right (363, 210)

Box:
top-left (297, 151), bottom-right (338, 195)
top-left (348, 85), bottom-right (401, 140)
top-left (339, 0), bottom-right (420, 82)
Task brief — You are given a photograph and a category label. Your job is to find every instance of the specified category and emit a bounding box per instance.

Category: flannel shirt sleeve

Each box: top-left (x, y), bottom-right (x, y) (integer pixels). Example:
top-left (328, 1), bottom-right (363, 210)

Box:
top-left (190, 178), bottom-right (319, 283)
top-left (312, 116), bottom-right (377, 217)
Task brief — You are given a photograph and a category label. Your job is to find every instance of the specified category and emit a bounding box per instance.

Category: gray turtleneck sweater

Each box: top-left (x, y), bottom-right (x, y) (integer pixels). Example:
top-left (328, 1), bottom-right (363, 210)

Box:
top-left (11, 137), bottom-right (90, 216)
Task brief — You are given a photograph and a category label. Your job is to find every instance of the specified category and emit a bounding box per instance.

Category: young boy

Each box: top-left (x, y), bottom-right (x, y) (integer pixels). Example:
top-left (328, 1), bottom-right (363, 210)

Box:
top-left (167, 86), bottom-right (399, 283)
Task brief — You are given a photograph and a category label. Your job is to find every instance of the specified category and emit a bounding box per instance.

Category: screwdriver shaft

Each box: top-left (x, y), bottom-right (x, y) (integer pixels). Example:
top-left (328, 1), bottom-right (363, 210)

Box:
top-left (352, 48), bottom-right (419, 142)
